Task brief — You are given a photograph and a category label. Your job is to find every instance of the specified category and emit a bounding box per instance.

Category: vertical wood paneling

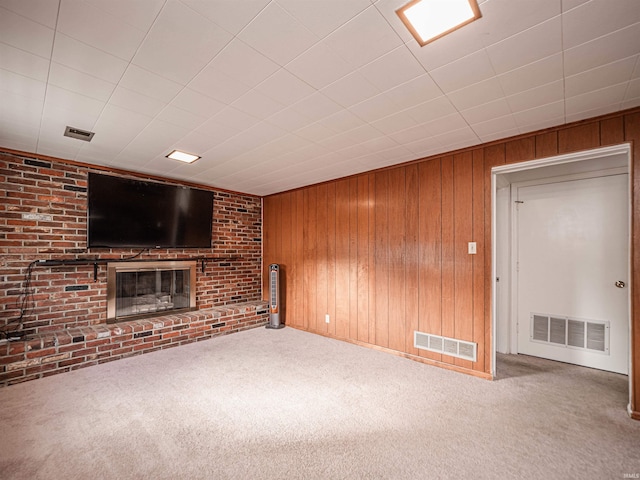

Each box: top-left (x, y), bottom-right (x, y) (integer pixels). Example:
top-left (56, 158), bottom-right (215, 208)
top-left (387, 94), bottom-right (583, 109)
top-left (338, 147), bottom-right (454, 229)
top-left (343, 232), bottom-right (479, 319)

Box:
top-left (472, 150), bottom-right (485, 372)
top-left (335, 180), bottom-right (350, 339)
top-left (375, 171), bottom-right (390, 347)
top-left (441, 156), bottom-right (455, 363)
top-left (601, 116), bottom-right (625, 146)
top-left (327, 183), bottom-right (336, 337)
top-left (558, 123), bottom-right (599, 153)
top-left (418, 159), bottom-right (442, 362)
top-left (280, 192), bottom-right (293, 327)
top-left (316, 184), bottom-right (328, 334)
top-left (535, 132), bottom-right (558, 158)
top-left (263, 108), bottom-right (640, 391)
top-left (368, 174), bottom-right (377, 343)
top-left (388, 168), bottom-right (406, 352)
top-left (357, 175), bottom-right (370, 343)
top-left (405, 164), bottom-right (420, 356)
top-left (453, 152), bottom-right (474, 370)
top-left (294, 190), bottom-right (305, 328)
top-left (505, 137), bottom-right (535, 164)
top-left (303, 187), bottom-right (317, 331)
top-left (349, 177), bottom-right (359, 340)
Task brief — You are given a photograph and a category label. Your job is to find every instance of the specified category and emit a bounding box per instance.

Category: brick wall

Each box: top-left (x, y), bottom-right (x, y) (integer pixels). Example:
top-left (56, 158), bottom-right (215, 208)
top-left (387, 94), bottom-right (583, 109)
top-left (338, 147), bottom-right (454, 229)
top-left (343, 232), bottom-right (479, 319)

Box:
top-left (0, 150), bottom-right (263, 336)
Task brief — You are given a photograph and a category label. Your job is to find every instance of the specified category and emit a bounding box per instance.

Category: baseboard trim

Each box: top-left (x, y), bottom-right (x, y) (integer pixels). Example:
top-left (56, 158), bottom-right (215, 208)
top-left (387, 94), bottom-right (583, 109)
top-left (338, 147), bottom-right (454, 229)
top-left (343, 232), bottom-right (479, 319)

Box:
top-left (291, 326), bottom-right (493, 381)
top-left (628, 405), bottom-right (640, 421)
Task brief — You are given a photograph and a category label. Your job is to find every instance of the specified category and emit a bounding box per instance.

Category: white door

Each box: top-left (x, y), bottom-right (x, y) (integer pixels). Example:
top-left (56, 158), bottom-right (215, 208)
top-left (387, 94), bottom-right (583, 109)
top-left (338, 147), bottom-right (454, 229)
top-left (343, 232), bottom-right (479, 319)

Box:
top-left (515, 174), bottom-right (628, 374)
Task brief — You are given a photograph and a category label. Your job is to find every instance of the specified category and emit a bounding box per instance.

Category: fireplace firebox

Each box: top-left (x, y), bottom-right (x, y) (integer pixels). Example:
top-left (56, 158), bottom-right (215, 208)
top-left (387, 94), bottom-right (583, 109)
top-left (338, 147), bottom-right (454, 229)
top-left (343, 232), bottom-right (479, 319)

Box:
top-left (106, 261), bottom-right (197, 323)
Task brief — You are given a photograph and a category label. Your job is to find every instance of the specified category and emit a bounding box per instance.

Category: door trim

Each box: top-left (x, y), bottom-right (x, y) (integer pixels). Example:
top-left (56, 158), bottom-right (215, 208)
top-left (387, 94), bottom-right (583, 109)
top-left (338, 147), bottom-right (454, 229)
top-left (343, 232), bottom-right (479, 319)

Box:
top-left (491, 144), bottom-right (632, 407)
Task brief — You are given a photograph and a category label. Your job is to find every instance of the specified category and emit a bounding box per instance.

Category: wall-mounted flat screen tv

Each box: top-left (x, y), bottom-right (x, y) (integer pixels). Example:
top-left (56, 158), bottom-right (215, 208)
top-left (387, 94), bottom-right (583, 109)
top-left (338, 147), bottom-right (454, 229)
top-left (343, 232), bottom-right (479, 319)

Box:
top-left (88, 173), bottom-right (214, 249)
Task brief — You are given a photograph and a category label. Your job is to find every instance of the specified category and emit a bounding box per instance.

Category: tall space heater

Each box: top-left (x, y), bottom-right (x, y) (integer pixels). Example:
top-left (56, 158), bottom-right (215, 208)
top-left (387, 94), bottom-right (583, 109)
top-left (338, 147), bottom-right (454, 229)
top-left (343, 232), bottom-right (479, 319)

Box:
top-left (266, 264), bottom-right (284, 329)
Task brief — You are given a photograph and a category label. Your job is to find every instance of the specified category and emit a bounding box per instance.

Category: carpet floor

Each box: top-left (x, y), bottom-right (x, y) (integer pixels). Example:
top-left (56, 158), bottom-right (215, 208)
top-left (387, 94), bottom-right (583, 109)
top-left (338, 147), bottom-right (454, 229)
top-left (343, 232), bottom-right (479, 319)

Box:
top-left (0, 326), bottom-right (639, 479)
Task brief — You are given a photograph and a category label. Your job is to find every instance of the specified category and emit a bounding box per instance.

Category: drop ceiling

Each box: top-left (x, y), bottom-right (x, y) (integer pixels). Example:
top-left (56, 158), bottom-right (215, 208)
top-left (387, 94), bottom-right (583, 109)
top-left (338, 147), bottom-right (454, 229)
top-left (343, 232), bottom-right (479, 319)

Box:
top-left (1, 0), bottom-right (639, 196)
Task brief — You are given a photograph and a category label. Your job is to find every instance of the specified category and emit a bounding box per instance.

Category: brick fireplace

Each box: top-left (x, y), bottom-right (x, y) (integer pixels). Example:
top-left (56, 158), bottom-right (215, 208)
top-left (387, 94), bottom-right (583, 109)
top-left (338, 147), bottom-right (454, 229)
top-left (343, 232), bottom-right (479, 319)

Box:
top-left (0, 151), bottom-right (268, 386)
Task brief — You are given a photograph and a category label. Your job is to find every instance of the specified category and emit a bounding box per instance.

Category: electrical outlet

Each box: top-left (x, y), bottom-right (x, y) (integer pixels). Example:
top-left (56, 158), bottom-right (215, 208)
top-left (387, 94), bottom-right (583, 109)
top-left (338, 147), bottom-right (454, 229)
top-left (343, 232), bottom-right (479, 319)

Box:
top-left (468, 242), bottom-right (477, 254)
top-left (325, 314), bottom-right (330, 324)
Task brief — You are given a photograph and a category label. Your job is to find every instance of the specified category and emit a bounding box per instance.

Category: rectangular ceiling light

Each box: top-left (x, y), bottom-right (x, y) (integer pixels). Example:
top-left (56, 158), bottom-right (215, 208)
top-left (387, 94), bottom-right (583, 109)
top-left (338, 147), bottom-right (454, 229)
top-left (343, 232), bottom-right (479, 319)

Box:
top-left (166, 150), bottom-right (201, 163)
top-left (396, 0), bottom-right (481, 47)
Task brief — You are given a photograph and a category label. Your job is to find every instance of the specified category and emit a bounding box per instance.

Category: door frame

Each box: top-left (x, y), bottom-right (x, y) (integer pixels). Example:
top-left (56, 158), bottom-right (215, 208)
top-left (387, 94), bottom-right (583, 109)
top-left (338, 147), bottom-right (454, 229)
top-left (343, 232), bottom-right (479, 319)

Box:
top-left (491, 144), bottom-right (632, 406)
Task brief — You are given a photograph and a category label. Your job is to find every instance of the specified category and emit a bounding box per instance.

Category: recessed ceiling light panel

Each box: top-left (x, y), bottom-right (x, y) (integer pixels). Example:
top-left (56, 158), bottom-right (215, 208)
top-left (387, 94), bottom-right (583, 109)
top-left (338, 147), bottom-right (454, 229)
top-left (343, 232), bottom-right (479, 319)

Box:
top-left (166, 150), bottom-right (201, 163)
top-left (397, 0), bottom-right (481, 47)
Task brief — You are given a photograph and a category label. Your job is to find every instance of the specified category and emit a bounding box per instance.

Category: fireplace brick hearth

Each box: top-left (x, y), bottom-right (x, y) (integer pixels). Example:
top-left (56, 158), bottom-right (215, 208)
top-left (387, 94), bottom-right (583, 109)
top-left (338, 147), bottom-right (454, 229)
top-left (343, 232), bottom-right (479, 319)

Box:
top-left (0, 151), bottom-right (266, 386)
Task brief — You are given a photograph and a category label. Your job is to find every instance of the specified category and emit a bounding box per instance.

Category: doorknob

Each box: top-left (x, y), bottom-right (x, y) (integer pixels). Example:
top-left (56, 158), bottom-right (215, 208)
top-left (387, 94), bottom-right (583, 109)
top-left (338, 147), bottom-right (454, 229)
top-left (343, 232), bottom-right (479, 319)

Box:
top-left (615, 280), bottom-right (626, 288)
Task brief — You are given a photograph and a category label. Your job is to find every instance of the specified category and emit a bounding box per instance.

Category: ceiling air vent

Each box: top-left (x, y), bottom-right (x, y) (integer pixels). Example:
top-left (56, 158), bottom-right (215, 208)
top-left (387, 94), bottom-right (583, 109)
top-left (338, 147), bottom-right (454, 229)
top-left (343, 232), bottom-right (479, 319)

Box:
top-left (64, 126), bottom-right (95, 142)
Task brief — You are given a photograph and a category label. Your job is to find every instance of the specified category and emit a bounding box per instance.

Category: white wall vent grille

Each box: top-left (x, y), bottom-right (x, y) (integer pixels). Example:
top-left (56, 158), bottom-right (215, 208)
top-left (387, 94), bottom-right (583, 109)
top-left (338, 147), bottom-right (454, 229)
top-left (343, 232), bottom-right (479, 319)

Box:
top-left (414, 331), bottom-right (477, 362)
top-left (529, 313), bottom-right (609, 354)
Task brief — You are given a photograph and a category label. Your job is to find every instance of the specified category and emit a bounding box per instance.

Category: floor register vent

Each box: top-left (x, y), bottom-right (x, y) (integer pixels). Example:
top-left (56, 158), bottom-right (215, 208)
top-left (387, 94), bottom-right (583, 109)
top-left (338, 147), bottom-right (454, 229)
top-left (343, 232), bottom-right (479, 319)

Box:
top-left (530, 313), bottom-right (609, 354)
top-left (414, 331), bottom-right (477, 362)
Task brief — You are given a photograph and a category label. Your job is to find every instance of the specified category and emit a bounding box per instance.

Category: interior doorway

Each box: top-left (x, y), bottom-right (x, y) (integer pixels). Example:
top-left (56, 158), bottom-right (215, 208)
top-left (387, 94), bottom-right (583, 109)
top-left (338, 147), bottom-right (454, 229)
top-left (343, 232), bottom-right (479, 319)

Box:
top-left (491, 145), bottom-right (632, 398)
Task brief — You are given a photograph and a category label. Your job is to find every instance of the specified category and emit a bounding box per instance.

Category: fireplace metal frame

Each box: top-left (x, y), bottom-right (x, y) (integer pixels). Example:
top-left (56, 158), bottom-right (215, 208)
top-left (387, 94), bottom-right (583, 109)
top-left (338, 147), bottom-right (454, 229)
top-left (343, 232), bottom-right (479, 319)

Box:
top-left (106, 260), bottom-right (197, 323)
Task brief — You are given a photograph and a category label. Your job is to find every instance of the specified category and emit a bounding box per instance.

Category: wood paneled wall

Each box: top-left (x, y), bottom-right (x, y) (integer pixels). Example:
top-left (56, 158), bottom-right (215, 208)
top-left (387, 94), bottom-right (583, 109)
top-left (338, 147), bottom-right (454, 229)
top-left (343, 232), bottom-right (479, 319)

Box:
top-left (263, 108), bottom-right (640, 414)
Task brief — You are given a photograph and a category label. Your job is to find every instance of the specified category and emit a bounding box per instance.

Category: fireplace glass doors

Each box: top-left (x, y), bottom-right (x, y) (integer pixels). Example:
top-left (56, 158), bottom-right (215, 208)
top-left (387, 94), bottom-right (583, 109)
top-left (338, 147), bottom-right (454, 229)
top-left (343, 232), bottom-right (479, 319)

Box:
top-left (107, 261), bottom-right (196, 323)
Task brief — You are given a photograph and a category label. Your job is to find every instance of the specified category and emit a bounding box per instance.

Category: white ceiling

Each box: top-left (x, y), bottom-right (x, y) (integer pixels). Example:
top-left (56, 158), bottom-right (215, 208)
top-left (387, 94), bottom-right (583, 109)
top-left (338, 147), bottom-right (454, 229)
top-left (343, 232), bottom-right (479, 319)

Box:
top-left (1, 0), bottom-right (639, 196)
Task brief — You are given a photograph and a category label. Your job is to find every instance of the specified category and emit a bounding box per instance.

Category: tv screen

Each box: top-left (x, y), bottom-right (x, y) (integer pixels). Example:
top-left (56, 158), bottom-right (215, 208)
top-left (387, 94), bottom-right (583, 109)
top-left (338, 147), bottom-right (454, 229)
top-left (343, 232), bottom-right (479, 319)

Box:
top-left (87, 173), bottom-right (214, 249)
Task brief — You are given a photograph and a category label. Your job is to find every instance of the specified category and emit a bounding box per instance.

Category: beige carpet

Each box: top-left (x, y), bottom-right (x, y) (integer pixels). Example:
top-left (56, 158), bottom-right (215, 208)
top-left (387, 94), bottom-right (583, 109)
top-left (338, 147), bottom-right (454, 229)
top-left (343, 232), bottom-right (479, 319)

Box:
top-left (0, 327), bottom-right (639, 479)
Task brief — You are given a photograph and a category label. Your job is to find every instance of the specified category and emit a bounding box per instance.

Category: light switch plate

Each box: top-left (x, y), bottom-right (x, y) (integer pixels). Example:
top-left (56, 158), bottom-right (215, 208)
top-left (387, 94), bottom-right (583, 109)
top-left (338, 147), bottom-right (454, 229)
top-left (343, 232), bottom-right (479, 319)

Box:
top-left (468, 242), bottom-right (477, 254)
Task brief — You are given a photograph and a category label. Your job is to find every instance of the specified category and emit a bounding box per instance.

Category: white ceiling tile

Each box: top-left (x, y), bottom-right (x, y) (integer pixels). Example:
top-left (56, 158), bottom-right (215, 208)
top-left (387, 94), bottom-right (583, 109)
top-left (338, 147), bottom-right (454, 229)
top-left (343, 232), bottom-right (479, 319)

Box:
top-left (0, 69), bottom-right (46, 100)
top-left (513, 101), bottom-right (565, 130)
top-left (562, 0), bottom-right (640, 50)
top-left (405, 96), bottom-right (457, 124)
top-left (565, 56), bottom-right (637, 98)
top-left (290, 92), bottom-right (342, 122)
top-left (119, 65), bottom-right (183, 103)
top-left (321, 71), bottom-right (380, 107)
top-left (324, 6), bottom-right (402, 69)
top-left (57, 0), bottom-right (146, 61)
top-left (181, 0), bottom-right (271, 36)
top-left (371, 111), bottom-right (420, 135)
top-left (36, 140), bottom-right (84, 161)
top-left (406, 12), bottom-right (486, 71)
top-left (132, 0), bottom-right (232, 85)
top-left (470, 113), bottom-right (519, 139)
top-left (562, 0), bottom-right (590, 12)
top-left (497, 53), bottom-right (563, 97)
top-left (285, 41), bottom-right (353, 89)
top-left (565, 103), bottom-right (621, 124)
top-left (625, 78), bottom-right (640, 102)
top-left (278, 0), bottom-right (371, 38)
top-left (461, 98), bottom-right (512, 125)
top-left (318, 124), bottom-right (381, 151)
top-left (170, 88), bottom-right (226, 118)
top-left (239, 2), bottom-right (318, 66)
top-left (632, 57), bottom-right (640, 79)
top-left (0, 92), bottom-right (44, 128)
top-left (193, 117), bottom-right (241, 145)
top-left (0, 0), bottom-right (59, 28)
top-left (565, 83), bottom-right (628, 117)
top-left (564, 22), bottom-right (640, 76)
top-left (389, 123), bottom-right (435, 145)
top-left (478, 0), bottom-right (561, 48)
top-left (294, 122), bottom-right (337, 143)
top-left (359, 46), bottom-right (425, 92)
top-left (447, 77), bottom-right (505, 111)
top-left (109, 86), bottom-right (167, 118)
top-left (48, 62), bottom-right (116, 102)
top-left (115, 119), bottom-right (190, 163)
top-left (189, 66), bottom-right (253, 105)
top-left (156, 105), bottom-right (207, 131)
top-left (506, 80), bottom-right (564, 113)
top-left (348, 93), bottom-right (399, 123)
top-left (167, 131), bottom-right (224, 158)
top-left (430, 49), bottom-right (496, 93)
top-left (382, 74), bottom-right (443, 110)
top-left (436, 126), bottom-right (481, 151)
top-left (210, 106), bottom-right (261, 132)
top-left (0, 6), bottom-right (54, 58)
top-left (0, 43), bottom-right (50, 81)
top-left (44, 84), bottom-right (106, 117)
top-left (266, 107), bottom-right (315, 131)
top-left (373, 0), bottom-right (415, 44)
top-left (88, 104), bottom-right (153, 148)
top-left (209, 39), bottom-right (281, 89)
top-left (231, 90), bottom-right (286, 120)
top-left (40, 102), bottom-right (101, 137)
top-left (255, 69), bottom-right (316, 105)
top-left (486, 17), bottom-right (562, 74)
top-left (318, 110), bottom-right (366, 134)
top-left (83, 0), bottom-right (164, 32)
top-left (52, 33), bottom-right (128, 84)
